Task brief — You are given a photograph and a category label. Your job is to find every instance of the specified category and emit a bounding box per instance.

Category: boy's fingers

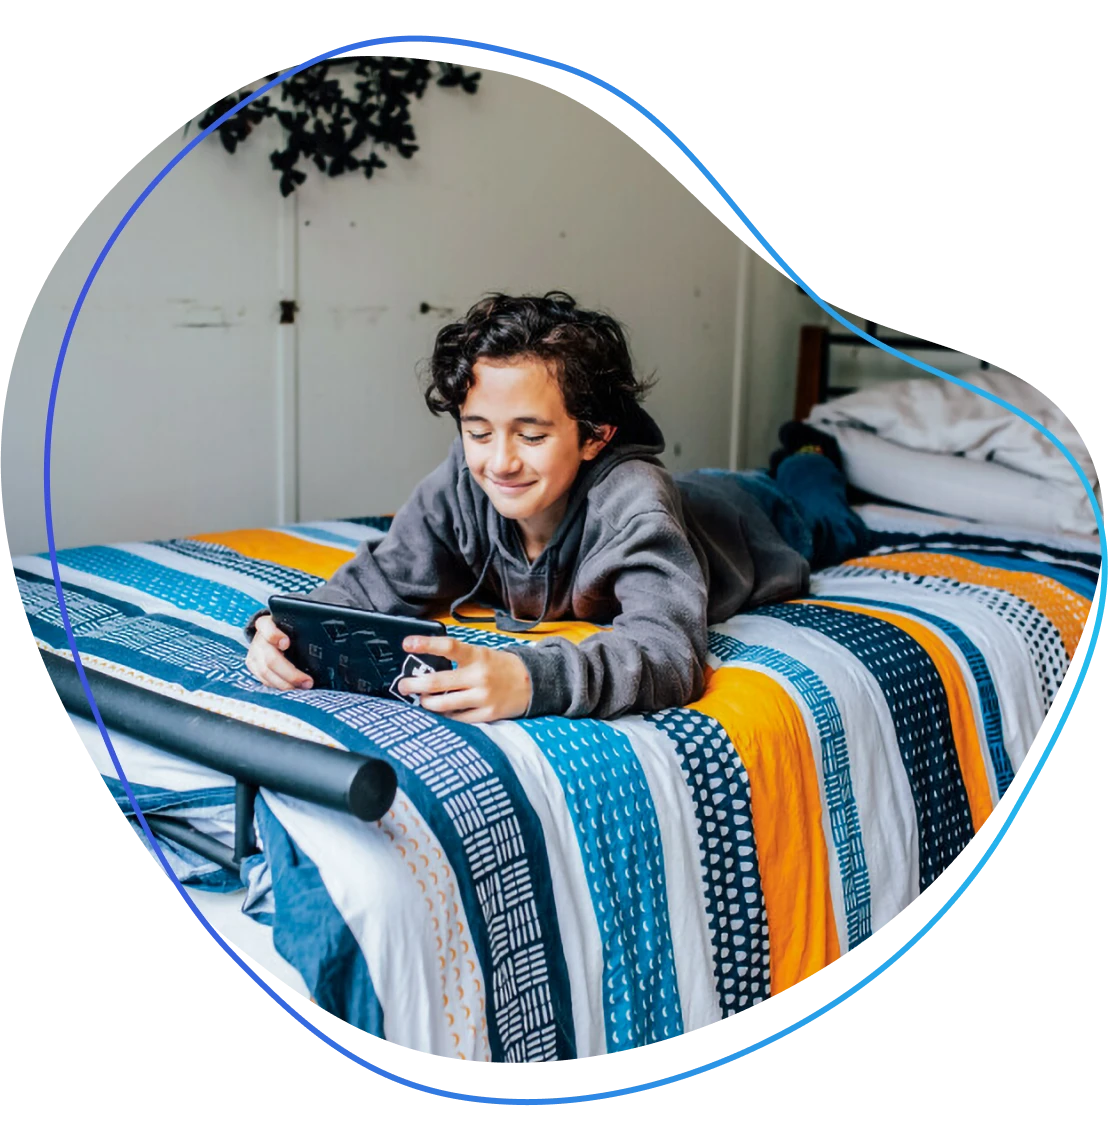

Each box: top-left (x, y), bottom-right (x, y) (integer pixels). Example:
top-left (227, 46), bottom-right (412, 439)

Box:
top-left (248, 654), bottom-right (295, 691)
top-left (261, 647), bottom-right (312, 689)
top-left (447, 708), bottom-right (494, 724)
top-left (398, 666), bottom-right (470, 697)
top-left (256, 616), bottom-right (290, 650)
top-left (416, 688), bottom-right (483, 714)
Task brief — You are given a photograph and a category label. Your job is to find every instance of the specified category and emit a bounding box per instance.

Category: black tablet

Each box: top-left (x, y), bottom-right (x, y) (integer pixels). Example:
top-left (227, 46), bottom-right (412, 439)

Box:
top-left (268, 595), bottom-right (452, 704)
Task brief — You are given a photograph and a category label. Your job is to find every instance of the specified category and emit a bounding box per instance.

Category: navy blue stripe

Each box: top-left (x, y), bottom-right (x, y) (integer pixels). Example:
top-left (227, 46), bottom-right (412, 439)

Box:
top-left (751, 602), bottom-right (975, 889)
top-left (339, 515), bottom-right (394, 532)
top-left (646, 708), bottom-right (769, 1013)
top-left (815, 596), bottom-right (1015, 796)
top-left (18, 566), bottom-right (150, 626)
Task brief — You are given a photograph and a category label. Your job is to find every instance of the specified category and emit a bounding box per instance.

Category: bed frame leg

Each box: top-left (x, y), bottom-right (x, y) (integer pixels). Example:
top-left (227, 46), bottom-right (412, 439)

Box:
top-left (234, 781), bottom-right (259, 863)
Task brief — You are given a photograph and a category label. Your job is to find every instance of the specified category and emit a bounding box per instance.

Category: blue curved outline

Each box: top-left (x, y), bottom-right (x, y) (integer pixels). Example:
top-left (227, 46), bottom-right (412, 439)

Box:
top-left (37, 35), bottom-right (1105, 1104)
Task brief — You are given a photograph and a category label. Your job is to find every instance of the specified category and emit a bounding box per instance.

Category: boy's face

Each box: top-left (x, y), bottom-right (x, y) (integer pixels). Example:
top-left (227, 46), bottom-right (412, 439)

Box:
top-left (460, 356), bottom-right (614, 538)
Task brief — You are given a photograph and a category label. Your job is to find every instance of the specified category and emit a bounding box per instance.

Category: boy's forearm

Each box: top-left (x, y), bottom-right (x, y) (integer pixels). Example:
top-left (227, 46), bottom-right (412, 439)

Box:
top-left (510, 631), bottom-right (705, 719)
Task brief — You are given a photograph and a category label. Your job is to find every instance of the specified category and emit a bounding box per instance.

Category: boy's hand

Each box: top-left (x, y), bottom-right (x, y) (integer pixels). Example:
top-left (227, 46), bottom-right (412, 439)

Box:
top-left (398, 636), bottom-right (532, 723)
top-left (245, 614), bottom-right (314, 691)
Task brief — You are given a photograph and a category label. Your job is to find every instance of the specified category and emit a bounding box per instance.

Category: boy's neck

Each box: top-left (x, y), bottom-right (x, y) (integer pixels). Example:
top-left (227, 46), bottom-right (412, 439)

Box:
top-left (515, 497), bottom-right (569, 563)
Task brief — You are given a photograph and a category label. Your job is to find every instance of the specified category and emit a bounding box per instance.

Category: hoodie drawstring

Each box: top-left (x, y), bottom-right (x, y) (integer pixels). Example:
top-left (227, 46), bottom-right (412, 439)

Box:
top-left (449, 541), bottom-right (558, 633)
top-left (449, 542), bottom-right (498, 624)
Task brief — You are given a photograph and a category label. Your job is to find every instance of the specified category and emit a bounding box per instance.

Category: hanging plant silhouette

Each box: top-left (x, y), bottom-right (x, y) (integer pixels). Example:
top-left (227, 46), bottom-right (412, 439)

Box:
top-left (197, 57), bottom-right (482, 196)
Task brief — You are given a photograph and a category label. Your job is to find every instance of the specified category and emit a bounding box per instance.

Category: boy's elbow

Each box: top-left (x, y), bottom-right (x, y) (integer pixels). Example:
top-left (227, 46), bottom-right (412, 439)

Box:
top-left (672, 654), bottom-right (705, 707)
top-left (636, 648), bottom-right (705, 713)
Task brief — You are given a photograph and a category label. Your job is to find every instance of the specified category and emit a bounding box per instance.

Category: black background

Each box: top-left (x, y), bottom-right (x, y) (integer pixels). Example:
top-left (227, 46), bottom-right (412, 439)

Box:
top-left (10, 33), bottom-right (1100, 1104)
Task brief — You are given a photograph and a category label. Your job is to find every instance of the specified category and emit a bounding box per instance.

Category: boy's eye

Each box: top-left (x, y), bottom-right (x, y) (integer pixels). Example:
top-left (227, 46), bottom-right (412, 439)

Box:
top-left (521, 434), bottom-right (547, 444)
top-left (466, 431), bottom-right (491, 442)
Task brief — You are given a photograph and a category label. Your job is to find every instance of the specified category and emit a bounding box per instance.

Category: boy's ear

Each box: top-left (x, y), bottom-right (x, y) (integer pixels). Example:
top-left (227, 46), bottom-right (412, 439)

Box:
top-left (581, 424), bottom-right (617, 461)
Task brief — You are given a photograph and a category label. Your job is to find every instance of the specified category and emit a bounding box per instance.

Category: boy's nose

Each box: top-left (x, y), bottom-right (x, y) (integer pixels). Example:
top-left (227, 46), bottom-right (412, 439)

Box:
top-left (489, 438), bottom-right (522, 476)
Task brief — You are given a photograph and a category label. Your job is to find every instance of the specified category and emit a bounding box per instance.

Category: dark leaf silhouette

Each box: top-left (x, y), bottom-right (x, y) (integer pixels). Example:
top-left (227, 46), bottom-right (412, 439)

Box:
top-left (199, 57), bottom-right (482, 194)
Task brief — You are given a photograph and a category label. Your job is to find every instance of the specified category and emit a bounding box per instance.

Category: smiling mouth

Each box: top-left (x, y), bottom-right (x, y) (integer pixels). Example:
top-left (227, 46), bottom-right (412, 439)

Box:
top-left (488, 478), bottom-right (535, 493)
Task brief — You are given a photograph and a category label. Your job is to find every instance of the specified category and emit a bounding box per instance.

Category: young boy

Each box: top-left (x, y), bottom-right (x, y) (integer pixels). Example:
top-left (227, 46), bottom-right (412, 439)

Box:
top-left (246, 292), bottom-right (866, 722)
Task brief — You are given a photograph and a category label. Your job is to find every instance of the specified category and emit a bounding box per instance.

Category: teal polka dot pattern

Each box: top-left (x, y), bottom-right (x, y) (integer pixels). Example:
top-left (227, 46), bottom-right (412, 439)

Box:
top-left (519, 716), bottom-right (684, 1051)
top-left (444, 625), bottom-right (521, 650)
top-left (47, 545), bottom-right (263, 628)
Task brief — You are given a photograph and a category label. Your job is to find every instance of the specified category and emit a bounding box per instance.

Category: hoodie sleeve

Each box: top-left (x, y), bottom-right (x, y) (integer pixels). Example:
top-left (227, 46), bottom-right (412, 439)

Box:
top-left (508, 505), bottom-right (710, 719)
top-left (244, 455), bottom-right (476, 640)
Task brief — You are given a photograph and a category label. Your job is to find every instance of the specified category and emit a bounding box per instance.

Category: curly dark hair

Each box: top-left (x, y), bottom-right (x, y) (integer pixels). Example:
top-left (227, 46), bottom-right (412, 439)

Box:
top-left (423, 291), bottom-right (654, 441)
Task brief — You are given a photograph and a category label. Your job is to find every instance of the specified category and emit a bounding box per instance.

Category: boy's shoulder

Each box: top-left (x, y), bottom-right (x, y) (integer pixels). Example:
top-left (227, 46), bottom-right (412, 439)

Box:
top-left (586, 456), bottom-right (682, 527)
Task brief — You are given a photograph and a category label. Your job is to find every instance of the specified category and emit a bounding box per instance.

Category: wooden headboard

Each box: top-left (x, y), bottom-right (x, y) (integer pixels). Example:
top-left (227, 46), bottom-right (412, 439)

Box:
top-left (793, 321), bottom-right (990, 422)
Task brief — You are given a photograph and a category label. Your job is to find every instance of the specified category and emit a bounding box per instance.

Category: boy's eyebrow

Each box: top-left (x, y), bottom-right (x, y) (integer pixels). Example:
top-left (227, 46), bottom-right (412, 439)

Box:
top-left (460, 414), bottom-right (556, 426)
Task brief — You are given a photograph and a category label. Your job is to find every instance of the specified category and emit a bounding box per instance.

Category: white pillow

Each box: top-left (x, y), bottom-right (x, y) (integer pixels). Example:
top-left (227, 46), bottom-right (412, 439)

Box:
top-left (808, 369), bottom-right (1097, 496)
top-left (826, 426), bottom-right (1097, 535)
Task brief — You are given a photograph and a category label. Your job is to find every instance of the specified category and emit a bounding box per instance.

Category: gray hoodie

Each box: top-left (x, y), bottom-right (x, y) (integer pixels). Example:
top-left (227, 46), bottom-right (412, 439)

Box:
top-left (268, 405), bottom-right (809, 718)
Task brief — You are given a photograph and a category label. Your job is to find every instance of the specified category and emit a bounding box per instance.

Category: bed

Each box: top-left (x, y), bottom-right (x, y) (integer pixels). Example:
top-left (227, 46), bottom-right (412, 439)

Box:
top-left (14, 494), bottom-right (1099, 1060)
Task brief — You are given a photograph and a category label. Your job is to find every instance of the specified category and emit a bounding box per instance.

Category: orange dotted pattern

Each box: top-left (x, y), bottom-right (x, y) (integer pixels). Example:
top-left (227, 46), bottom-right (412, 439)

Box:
top-left (379, 795), bottom-right (490, 1060)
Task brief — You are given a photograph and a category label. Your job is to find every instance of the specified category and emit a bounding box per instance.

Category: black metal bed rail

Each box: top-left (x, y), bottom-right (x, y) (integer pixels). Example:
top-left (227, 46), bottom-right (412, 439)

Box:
top-left (41, 649), bottom-right (398, 872)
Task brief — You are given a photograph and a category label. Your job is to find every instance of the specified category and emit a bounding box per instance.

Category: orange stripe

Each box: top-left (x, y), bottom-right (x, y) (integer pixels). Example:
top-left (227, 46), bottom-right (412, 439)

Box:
top-left (846, 551), bottom-right (1091, 657)
top-left (435, 606), bottom-right (605, 645)
top-left (804, 599), bottom-right (995, 829)
top-left (189, 528), bottom-right (354, 579)
top-left (689, 666), bottom-right (839, 993)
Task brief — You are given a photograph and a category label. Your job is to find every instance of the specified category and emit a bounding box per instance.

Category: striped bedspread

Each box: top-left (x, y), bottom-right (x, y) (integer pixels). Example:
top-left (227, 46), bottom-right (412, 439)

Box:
top-left (14, 505), bottom-right (1099, 1060)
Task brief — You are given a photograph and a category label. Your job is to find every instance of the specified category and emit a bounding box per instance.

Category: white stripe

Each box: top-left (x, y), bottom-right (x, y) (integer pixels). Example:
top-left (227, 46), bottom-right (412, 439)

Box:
top-left (609, 718), bottom-right (721, 1034)
top-left (15, 555), bottom-right (246, 641)
top-left (805, 593), bottom-right (1000, 807)
top-left (262, 789), bottom-right (490, 1060)
top-left (115, 541), bottom-right (278, 606)
top-left (295, 520), bottom-right (388, 545)
top-left (811, 572), bottom-right (1046, 770)
top-left (481, 720), bottom-right (607, 1057)
top-left (267, 526), bottom-right (361, 551)
top-left (714, 614), bottom-right (921, 932)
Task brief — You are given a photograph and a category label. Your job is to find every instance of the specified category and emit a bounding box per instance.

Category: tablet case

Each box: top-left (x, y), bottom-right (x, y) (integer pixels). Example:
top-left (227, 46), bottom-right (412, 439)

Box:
top-left (268, 596), bottom-right (452, 703)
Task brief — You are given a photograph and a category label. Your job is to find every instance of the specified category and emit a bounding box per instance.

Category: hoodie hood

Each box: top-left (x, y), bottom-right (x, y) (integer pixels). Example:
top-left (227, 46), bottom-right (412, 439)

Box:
top-left (537, 399), bottom-right (667, 550)
top-left (449, 403), bottom-right (668, 630)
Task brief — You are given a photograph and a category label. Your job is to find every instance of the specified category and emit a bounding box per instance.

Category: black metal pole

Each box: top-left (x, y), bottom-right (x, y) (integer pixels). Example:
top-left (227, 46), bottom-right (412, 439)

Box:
top-left (234, 781), bottom-right (259, 861)
top-left (42, 650), bottom-right (397, 822)
top-left (144, 814), bottom-right (239, 874)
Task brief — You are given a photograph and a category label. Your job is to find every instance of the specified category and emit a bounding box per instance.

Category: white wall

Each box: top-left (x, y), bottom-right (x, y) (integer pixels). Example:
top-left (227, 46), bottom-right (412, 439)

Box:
top-left (292, 69), bottom-right (748, 519)
top-left (2, 64), bottom-right (820, 556)
top-left (738, 253), bottom-right (825, 467)
top-left (2, 117), bottom-right (288, 555)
